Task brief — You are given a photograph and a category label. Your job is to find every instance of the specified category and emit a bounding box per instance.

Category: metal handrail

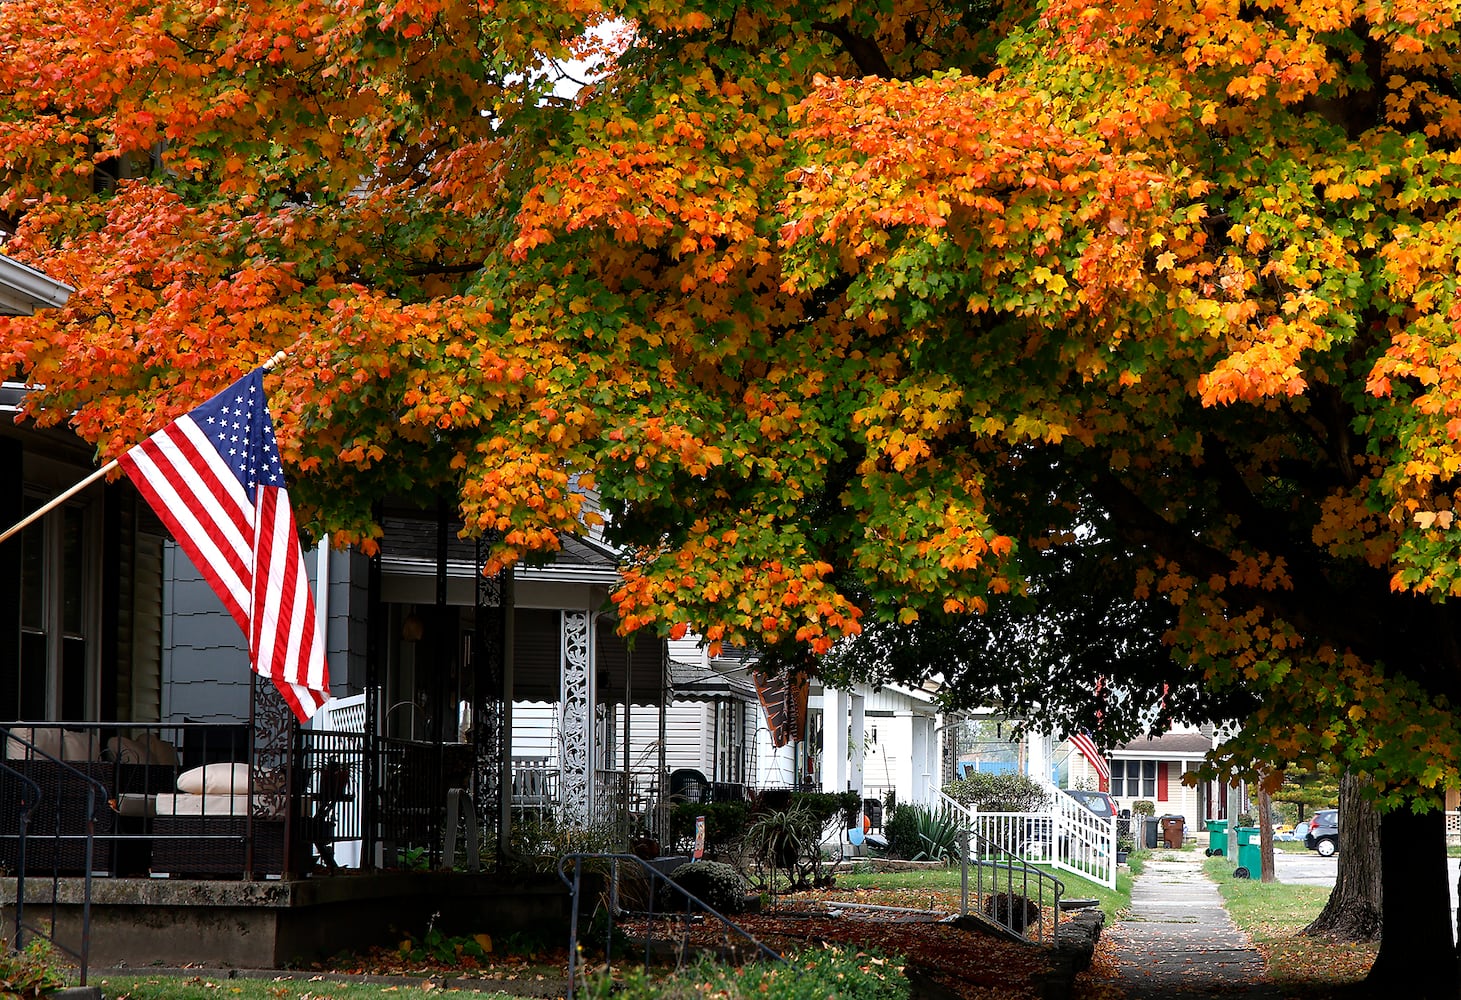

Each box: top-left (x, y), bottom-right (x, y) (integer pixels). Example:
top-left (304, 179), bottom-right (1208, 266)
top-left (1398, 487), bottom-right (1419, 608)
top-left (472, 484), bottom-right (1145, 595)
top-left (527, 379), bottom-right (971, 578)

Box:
top-left (0, 731), bottom-right (103, 985)
top-left (0, 761), bottom-right (41, 954)
top-left (556, 852), bottom-right (783, 999)
top-left (936, 790), bottom-right (1065, 944)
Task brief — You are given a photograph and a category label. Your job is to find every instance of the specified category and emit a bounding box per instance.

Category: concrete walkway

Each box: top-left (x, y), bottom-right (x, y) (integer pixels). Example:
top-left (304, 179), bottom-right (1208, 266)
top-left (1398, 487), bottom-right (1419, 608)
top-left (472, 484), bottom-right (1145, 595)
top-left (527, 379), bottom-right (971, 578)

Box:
top-left (1105, 851), bottom-right (1285, 998)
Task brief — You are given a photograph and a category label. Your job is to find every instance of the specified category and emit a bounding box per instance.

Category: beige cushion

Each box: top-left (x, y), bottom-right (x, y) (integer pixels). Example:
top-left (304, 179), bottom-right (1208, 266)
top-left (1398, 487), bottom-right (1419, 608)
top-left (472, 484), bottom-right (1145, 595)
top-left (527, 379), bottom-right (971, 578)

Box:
top-left (6, 726), bottom-right (63, 760)
top-left (105, 736), bottom-right (146, 764)
top-left (152, 792), bottom-right (252, 817)
top-left (142, 734), bottom-right (179, 766)
top-left (176, 762), bottom-right (251, 796)
top-left (61, 729), bottom-right (100, 762)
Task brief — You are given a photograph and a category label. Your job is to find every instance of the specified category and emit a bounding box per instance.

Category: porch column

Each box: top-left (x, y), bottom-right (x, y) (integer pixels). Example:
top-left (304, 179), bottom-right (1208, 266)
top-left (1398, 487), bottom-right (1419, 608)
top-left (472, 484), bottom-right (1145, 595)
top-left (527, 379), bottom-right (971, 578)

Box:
top-left (850, 691), bottom-right (865, 796)
top-left (909, 715), bottom-right (929, 804)
top-left (1026, 730), bottom-right (1051, 785)
top-left (822, 686), bottom-right (850, 793)
top-left (559, 609), bottom-right (595, 825)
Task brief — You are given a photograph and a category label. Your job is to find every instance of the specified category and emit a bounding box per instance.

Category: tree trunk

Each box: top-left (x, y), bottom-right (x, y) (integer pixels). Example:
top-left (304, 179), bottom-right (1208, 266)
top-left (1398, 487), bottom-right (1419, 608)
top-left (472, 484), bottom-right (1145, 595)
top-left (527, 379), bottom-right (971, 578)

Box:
top-left (1304, 771), bottom-right (1381, 939)
top-left (1258, 779), bottom-right (1275, 883)
top-left (1366, 802), bottom-right (1458, 998)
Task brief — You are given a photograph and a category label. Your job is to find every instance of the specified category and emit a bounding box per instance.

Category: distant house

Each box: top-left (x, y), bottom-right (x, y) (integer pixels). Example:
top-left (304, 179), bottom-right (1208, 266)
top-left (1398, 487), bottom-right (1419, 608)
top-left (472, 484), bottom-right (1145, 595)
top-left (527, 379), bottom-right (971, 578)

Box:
top-left (1063, 725), bottom-right (1236, 835)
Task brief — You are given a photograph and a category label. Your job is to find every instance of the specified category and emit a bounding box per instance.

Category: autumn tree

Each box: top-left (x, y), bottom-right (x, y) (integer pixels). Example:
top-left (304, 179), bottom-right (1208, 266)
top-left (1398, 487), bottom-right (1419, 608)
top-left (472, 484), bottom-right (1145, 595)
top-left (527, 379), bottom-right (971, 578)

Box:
top-left (4, 0), bottom-right (1461, 992)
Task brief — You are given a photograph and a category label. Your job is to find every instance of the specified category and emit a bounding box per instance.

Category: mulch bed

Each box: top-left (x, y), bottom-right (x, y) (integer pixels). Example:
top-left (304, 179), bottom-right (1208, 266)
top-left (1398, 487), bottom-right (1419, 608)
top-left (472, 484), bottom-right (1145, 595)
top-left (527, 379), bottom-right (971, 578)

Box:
top-left (614, 902), bottom-right (1057, 1000)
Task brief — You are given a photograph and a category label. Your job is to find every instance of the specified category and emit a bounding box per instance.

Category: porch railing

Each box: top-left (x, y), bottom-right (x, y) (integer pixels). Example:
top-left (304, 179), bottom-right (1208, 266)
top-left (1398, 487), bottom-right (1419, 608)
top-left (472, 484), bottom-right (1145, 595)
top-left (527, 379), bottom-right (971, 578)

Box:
top-left (935, 790), bottom-right (1064, 944)
top-left (0, 733), bottom-right (98, 985)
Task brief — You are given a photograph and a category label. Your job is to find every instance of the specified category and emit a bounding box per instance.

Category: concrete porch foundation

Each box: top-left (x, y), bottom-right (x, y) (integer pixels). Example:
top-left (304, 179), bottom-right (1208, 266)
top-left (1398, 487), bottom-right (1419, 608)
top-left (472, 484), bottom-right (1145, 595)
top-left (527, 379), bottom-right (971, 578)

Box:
top-left (1, 872), bottom-right (573, 969)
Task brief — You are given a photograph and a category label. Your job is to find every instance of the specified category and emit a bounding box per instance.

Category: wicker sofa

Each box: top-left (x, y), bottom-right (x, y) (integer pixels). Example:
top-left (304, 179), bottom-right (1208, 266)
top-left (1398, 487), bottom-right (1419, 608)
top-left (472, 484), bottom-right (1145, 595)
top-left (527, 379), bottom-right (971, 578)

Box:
top-left (1, 727), bottom-right (119, 874)
top-left (127, 762), bottom-right (288, 877)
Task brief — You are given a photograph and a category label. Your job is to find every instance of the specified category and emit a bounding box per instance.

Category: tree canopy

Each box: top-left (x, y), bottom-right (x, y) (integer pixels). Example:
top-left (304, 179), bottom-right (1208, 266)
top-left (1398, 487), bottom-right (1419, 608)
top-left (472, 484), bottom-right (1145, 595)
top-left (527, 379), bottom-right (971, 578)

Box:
top-left (5, 0), bottom-right (1461, 809)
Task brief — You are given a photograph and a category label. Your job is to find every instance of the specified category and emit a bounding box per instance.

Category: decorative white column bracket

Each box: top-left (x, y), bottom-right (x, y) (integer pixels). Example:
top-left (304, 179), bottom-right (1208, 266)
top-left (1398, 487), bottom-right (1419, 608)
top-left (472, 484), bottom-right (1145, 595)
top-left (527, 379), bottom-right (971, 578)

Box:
top-left (559, 609), bottom-right (594, 826)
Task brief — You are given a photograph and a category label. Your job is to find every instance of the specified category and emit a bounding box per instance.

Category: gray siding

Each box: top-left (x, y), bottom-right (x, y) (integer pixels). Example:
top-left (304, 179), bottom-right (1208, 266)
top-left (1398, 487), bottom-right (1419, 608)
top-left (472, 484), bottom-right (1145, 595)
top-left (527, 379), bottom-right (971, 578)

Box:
top-left (161, 541), bottom-right (251, 722)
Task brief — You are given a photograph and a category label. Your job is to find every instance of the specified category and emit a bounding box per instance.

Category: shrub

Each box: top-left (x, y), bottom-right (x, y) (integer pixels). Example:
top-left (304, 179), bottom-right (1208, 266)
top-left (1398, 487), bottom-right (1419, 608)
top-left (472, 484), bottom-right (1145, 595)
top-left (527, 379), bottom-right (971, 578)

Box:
top-left (883, 803), bottom-right (962, 862)
top-left (0, 939), bottom-right (68, 998)
top-left (665, 860), bottom-right (750, 913)
top-left (499, 817), bottom-right (621, 873)
top-left (943, 772), bottom-right (1051, 813)
top-left (785, 790), bottom-right (861, 828)
top-left (983, 892), bottom-right (1040, 934)
top-left (1132, 800), bottom-right (1156, 817)
top-left (913, 804), bottom-right (962, 862)
top-left (884, 803), bottom-right (923, 859)
top-left (669, 800), bottom-right (750, 856)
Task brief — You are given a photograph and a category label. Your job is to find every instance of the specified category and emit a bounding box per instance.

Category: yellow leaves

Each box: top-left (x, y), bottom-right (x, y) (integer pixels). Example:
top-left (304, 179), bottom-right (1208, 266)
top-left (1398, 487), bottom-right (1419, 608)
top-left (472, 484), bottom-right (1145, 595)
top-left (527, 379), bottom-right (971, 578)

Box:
top-left (1414, 510), bottom-right (1455, 530)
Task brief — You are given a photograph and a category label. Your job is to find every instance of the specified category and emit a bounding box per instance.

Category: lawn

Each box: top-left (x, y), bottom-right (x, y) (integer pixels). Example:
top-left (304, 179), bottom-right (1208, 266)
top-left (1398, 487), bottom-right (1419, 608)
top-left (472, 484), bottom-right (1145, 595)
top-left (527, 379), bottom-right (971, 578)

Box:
top-left (92, 973), bottom-right (532, 1000)
top-left (66, 860), bottom-right (1136, 1000)
top-left (1202, 856), bottom-right (1376, 995)
top-left (833, 852), bottom-right (1139, 920)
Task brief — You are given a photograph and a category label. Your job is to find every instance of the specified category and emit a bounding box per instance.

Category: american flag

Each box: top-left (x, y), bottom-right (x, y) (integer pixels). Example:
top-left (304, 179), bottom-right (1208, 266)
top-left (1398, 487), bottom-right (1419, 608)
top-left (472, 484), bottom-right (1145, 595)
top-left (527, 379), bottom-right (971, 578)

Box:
top-left (118, 368), bottom-right (329, 721)
top-left (1069, 731), bottom-right (1110, 791)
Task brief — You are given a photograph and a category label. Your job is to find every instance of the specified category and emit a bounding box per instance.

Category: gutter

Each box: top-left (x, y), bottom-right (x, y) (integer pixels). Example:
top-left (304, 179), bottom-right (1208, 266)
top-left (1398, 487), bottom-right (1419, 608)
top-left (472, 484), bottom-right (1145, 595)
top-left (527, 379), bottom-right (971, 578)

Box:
top-left (0, 253), bottom-right (74, 314)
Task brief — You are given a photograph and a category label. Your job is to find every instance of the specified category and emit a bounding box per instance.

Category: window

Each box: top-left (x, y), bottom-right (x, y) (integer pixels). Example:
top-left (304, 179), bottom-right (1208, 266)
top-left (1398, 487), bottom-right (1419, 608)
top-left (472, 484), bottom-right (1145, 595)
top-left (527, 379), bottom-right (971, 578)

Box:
top-left (1112, 760), bottom-right (1158, 798)
top-left (1112, 760), bottom-right (1142, 797)
top-left (14, 496), bottom-right (96, 720)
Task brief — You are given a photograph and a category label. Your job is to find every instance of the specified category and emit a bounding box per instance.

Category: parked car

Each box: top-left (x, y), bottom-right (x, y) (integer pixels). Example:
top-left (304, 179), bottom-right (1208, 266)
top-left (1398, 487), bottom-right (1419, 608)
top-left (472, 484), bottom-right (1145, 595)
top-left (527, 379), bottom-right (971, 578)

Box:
top-left (1274, 821), bottom-right (1304, 842)
top-left (1304, 808), bottom-right (1339, 856)
top-left (1064, 789), bottom-right (1117, 818)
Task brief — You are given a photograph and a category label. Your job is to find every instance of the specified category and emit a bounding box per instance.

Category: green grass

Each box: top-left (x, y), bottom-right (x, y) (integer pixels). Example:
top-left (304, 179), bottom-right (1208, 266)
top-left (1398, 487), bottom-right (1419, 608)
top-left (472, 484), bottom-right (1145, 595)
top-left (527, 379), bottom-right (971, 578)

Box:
top-left (1202, 856), bottom-right (1375, 994)
top-left (94, 972), bottom-right (529, 1000)
top-left (836, 850), bottom-right (1138, 920)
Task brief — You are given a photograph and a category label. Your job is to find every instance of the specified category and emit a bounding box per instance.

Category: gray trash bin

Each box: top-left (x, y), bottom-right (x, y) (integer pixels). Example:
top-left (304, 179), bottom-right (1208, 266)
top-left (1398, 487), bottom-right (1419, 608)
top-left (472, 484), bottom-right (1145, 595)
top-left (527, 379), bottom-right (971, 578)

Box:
top-left (1142, 816), bottom-right (1160, 848)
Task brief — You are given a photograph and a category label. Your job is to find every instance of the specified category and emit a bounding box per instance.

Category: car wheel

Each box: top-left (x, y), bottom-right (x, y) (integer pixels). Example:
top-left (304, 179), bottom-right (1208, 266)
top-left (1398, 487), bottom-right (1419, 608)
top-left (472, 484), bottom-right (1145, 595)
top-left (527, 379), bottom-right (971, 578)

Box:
top-left (1316, 837), bottom-right (1337, 857)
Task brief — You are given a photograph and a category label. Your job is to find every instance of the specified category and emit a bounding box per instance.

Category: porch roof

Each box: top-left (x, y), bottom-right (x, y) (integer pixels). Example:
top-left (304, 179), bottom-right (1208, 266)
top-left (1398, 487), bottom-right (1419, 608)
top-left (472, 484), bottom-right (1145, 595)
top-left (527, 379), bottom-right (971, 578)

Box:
top-left (380, 513), bottom-right (621, 586)
top-left (668, 659), bottom-right (757, 703)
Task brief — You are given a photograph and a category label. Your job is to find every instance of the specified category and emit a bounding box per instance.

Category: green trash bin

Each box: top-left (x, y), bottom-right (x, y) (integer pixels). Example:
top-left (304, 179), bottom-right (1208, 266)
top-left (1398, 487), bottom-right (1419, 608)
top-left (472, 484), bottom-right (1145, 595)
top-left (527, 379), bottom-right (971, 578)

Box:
top-left (1205, 819), bottom-right (1228, 857)
top-left (1234, 826), bottom-right (1262, 878)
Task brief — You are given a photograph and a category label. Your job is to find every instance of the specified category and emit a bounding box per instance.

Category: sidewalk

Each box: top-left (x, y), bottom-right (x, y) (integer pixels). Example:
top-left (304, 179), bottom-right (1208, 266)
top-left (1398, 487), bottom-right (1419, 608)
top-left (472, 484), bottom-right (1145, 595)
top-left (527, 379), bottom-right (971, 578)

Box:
top-left (1104, 851), bottom-right (1285, 998)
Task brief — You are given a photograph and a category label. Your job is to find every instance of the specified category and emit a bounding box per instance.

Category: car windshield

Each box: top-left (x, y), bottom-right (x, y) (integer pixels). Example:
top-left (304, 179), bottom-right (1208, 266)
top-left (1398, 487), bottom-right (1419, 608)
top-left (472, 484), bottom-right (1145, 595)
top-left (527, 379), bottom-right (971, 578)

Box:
top-left (1068, 792), bottom-right (1113, 816)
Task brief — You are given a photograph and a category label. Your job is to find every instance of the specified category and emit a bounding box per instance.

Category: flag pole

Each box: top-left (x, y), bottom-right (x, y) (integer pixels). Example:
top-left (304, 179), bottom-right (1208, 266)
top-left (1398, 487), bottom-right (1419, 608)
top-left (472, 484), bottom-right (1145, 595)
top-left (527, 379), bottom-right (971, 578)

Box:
top-left (0, 351), bottom-right (291, 546)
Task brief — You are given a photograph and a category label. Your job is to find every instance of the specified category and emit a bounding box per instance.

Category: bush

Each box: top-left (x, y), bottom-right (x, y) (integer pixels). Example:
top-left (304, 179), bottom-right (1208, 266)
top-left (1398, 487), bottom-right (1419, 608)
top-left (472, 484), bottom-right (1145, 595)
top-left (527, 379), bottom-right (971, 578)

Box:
top-left (884, 803), bottom-right (923, 859)
top-left (1132, 800), bottom-right (1156, 817)
top-left (983, 892), bottom-right (1040, 934)
top-left (943, 772), bottom-right (1051, 813)
top-left (883, 803), bottom-right (961, 862)
top-left (669, 801), bottom-right (750, 857)
top-left (0, 939), bottom-right (68, 998)
top-left (666, 860), bottom-right (750, 913)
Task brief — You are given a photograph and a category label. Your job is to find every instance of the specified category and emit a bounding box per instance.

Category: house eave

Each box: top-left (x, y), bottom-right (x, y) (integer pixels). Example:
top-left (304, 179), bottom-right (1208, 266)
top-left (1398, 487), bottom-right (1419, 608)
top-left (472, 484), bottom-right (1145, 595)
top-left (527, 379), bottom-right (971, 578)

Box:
top-left (0, 255), bottom-right (73, 315)
top-left (380, 554), bottom-right (621, 586)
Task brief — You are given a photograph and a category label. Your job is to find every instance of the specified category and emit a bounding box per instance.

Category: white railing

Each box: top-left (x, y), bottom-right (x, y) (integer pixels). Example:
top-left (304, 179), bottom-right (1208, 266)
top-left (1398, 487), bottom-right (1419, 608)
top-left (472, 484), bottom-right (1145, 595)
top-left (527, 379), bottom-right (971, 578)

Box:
top-left (935, 790), bottom-right (1064, 943)
top-left (941, 784), bottom-right (1116, 890)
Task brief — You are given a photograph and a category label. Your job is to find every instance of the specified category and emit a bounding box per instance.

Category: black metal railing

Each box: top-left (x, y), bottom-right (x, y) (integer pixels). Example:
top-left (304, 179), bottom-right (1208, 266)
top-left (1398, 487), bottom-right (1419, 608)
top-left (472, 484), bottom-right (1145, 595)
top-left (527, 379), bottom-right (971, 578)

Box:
top-left (0, 762), bottom-right (40, 948)
top-left (954, 825), bottom-right (1064, 943)
top-left (0, 734), bottom-right (98, 985)
top-left (556, 852), bottom-right (783, 1000)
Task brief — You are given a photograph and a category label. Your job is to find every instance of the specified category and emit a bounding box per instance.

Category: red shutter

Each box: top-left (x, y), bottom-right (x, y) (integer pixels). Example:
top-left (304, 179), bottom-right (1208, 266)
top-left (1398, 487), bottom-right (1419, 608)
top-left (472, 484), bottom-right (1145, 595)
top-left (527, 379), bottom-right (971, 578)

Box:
top-left (1157, 762), bottom-right (1169, 802)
